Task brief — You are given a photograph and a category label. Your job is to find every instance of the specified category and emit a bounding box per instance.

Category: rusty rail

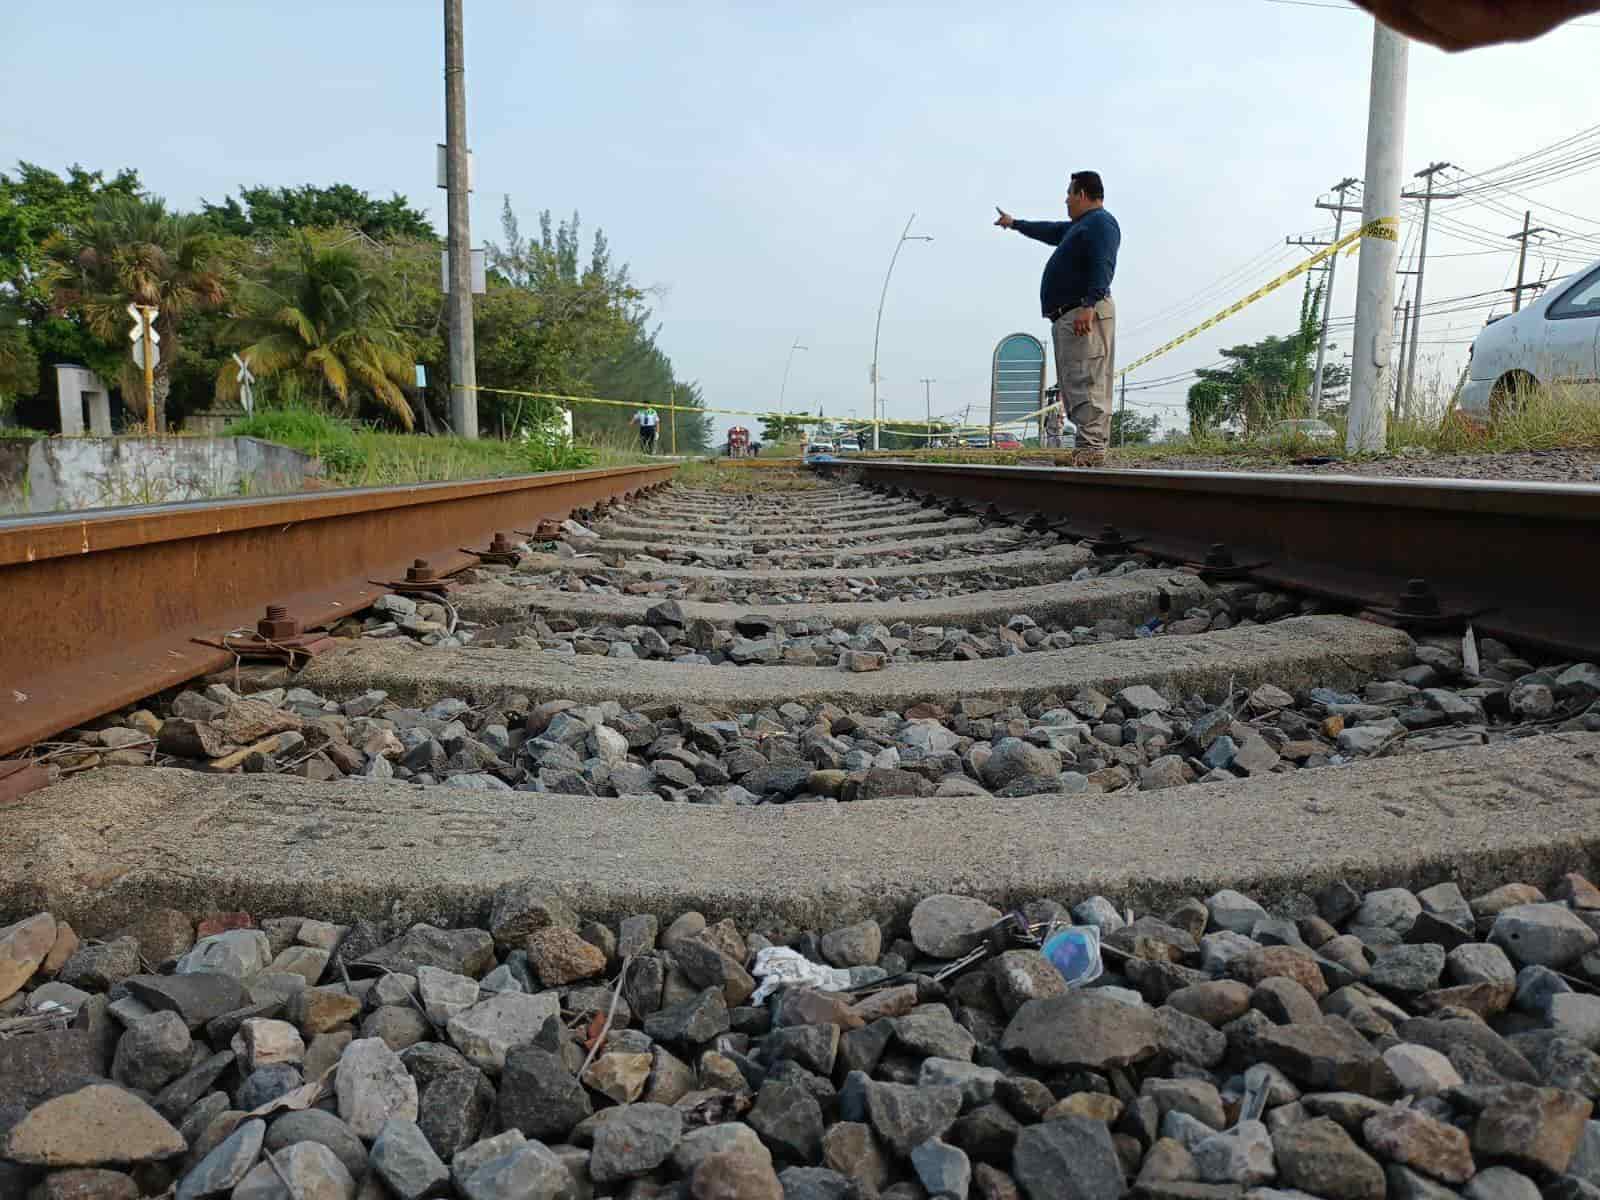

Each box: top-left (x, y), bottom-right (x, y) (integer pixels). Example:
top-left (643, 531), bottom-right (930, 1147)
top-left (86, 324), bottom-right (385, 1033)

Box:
top-left (0, 464), bottom-right (675, 756)
top-left (815, 459), bottom-right (1600, 660)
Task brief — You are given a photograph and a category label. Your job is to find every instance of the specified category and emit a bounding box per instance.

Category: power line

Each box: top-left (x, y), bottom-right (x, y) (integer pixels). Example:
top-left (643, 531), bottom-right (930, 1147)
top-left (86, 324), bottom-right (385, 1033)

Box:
top-left (1121, 240), bottom-right (1303, 339)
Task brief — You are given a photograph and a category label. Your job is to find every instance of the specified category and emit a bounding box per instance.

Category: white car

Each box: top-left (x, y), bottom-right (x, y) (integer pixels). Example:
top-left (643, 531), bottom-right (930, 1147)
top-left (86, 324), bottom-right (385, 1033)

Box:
top-left (1460, 258), bottom-right (1600, 424)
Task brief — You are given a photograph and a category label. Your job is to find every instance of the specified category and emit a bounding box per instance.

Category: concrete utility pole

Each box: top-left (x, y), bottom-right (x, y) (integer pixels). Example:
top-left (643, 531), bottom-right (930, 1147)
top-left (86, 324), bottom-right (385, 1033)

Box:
top-left (1116, 375), bottom-right (1127, 447)
top-left (920, 378), bottom-right (935, 441)
top-left (1346, 20), bottom-right (1409, 454)
top-left (1399, 161), bottom-right (1460, 417)
top-left (871, 214), bottom-right (932, 450)
top-left (444, 0), bottom-right (478, 439)
top-left (1508, 211), bottom-right (1551, 312)
top-left (1312, 178), bottom-right (1362, 415)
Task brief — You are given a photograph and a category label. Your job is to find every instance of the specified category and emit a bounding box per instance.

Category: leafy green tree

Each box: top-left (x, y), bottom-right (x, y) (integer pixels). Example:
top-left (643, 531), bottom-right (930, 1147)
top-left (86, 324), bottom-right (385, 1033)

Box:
top-left (217, 233), bottom-right (415, 428)
top-left (1185, 379), bottom-right (1227, 436)
top-left (43, 194), bottom-right (229, 428)
top-left (202, 184), bottom-right (436, 242)
top-left (1110, 409), bottom-right (1160, 445)
top-left (0, 163), bottom-right (142, 306)
top-left (1316, 361), bottom-right (1352, 411)
top-left (1184, 279), bottom-right (1334, 437)
top-left (482, 198), bottom-right (710, 449)
top-left (477, 201), bottom-right (636, 427)
top-left (0, 292), bottom-right (39, 406)
top-left (585, 322), bottom-right (712, 452)
top-left (0, 163), bottom-right (143, 423)
top-left (760, 414), bottom-right (809, 442)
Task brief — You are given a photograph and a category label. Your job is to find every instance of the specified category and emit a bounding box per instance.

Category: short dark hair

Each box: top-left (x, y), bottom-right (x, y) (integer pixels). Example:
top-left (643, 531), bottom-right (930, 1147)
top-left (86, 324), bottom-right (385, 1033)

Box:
top-left (1069, 171), bottom-right (1105, 201)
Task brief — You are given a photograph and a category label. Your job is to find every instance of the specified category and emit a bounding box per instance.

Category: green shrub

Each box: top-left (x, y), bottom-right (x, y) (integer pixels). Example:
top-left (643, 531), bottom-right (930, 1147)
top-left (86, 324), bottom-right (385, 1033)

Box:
top-left (519, 421), bottom-right (599, 472)
top-left (226, 404), bottom-right (353, 447)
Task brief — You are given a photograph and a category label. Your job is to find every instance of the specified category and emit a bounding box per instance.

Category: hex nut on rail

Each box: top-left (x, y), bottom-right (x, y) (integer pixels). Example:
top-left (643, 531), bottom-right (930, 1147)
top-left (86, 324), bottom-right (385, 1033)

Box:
top-left (374, 558), bottom-right (460, 596)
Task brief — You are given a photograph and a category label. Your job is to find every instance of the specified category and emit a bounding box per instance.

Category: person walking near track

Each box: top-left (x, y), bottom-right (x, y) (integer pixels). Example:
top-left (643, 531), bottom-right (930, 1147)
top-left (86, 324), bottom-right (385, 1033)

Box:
top-left (631, 406), bottom-right (660, 453)
top-left (1042, 385), bottom-right (1067, 449)
top-left (994, 171), bottom-right (1120, 467)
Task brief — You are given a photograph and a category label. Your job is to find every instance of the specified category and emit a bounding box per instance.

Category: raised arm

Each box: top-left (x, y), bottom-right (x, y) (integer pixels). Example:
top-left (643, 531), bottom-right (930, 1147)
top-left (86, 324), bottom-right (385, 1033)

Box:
top-left (995, 207), bottom-right (1066, 246)
top-left (1011, 219), bottom-right (1068, 246)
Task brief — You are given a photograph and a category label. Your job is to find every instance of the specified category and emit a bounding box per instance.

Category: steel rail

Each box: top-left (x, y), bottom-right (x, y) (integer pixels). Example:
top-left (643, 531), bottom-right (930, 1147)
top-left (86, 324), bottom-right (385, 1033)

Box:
top-left (0, 464), bottom-right (675, 757)
top-left (815, 460), bottom-right (1600, 660)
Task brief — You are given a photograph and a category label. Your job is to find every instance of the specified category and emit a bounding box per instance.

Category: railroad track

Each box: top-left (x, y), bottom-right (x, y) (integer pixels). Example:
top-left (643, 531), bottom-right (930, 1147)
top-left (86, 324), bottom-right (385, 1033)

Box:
top-left (2, 460), bottom-right (1599, 1197)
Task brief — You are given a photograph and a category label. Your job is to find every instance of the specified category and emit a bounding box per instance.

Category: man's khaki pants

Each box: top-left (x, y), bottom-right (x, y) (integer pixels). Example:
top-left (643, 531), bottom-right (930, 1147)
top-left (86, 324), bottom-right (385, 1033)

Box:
top-left (1051, 297), bottom-right (1116, 454)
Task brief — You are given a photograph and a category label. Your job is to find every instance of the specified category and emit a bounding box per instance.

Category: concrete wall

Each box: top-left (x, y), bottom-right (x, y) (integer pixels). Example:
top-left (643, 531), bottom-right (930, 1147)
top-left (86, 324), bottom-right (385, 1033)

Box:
top-left (0, 439), bottom-right (31, 513)
top-left (23, 437), bottom-right (318, 513)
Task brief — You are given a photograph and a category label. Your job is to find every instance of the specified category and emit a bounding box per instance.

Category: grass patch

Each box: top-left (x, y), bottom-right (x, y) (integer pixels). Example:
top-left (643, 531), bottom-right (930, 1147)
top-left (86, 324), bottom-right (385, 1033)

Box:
top-left (1403, 381), bottom-right (1600, 454)
top-left (844, 379), bottom-right (1600, 468)
top-left (227, 405), bottom-right (656, 486)
top-left (674, 458), bottom-right (821, 491)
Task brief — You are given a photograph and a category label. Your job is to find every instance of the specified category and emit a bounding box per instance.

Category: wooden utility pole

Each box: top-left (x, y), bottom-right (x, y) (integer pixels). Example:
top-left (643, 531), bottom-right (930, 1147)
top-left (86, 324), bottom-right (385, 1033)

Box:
top-left (1508, 211), bottom-right (1551, 312)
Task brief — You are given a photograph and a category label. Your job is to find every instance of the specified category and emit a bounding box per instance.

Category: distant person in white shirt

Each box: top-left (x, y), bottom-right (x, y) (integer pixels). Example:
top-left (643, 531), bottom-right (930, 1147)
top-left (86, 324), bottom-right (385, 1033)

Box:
top-left (631, 407), bottom-right (660, 452)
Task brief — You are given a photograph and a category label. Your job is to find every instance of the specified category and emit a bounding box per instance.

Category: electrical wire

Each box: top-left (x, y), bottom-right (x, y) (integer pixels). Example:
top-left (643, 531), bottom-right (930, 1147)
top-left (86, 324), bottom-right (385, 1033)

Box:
top-left (1120, 240), bottom-right (1304, 339)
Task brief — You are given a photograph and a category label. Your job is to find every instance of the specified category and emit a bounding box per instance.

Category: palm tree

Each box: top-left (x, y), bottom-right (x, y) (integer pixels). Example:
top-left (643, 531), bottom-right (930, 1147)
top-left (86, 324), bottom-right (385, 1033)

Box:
top-left (44, 194), bottom-right (228, 430)
top-left (217, 234), bottom-right (414, 428)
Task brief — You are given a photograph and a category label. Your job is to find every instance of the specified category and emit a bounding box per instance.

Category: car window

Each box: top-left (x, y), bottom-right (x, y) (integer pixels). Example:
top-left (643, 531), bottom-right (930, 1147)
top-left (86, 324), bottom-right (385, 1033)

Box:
top-left (1548, 267), bottom-right (1600, 321)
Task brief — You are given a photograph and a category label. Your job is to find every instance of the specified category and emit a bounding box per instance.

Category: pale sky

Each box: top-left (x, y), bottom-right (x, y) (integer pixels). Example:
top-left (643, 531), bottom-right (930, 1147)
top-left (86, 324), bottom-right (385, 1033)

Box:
top-left (6, 1), bottom-right (1599, 438)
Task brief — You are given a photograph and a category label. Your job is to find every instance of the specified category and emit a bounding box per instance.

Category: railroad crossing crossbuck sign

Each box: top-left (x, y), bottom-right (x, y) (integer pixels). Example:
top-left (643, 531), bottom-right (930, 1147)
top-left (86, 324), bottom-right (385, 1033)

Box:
top-left (233, 353), bottom-right (256, 415)
top-left (127, 302), bottom-right (160, 370)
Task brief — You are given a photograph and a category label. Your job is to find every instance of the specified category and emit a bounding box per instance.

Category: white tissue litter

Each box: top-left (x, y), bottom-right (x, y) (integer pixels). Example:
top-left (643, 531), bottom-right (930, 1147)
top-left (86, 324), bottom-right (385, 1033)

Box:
top-left (749, 946), bottom-right (853, 1003)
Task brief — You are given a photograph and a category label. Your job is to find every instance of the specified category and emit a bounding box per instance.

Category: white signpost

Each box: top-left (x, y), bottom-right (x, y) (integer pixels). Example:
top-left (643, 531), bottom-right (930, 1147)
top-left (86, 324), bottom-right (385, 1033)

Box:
top-left (439, 248), bottom-right (487, 294)
top-left (127, 302), bottom-right (160, 432)
top-left (232, 352), bottom-right (256, 415)
top-left (127, 302), bottom-right (160, 370)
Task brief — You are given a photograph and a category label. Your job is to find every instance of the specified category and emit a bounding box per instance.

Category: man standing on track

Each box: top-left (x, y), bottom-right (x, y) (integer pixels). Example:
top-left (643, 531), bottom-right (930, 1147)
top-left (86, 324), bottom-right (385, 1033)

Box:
top-left (631, 406), bottom-right (660, 453)
top-left (995, 171), bottom-right (1120, 467)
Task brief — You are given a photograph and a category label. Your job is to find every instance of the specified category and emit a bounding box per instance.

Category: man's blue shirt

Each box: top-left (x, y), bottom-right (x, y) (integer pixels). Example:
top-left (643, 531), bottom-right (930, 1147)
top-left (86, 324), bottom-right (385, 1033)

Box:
top-left (1013, 207), bottom-right (1120, 318)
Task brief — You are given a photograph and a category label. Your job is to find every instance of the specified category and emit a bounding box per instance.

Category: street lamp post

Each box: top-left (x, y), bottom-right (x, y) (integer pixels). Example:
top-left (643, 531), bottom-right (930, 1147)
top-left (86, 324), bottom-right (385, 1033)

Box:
top-left (778, 338), bottom-right (808, 438)
top-left (871, 213), bottom-right (932, 450)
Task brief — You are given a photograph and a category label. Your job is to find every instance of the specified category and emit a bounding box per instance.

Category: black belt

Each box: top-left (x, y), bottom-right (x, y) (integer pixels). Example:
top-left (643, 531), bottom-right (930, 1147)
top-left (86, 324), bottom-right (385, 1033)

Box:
top-left (1048, 296), bottom-right (1109, 321)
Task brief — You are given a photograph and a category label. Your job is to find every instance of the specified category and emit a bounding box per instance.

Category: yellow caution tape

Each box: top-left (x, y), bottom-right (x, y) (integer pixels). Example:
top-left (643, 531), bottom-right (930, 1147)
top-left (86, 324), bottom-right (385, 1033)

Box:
top-left (456, 384), bottom-right (810, 424)
top-left (1000, 216), bottom-right (1400, 429)
top-left (456, 383), bottom-right (986, 440)
top-left (458, 216), bottom-right (1398, 443)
